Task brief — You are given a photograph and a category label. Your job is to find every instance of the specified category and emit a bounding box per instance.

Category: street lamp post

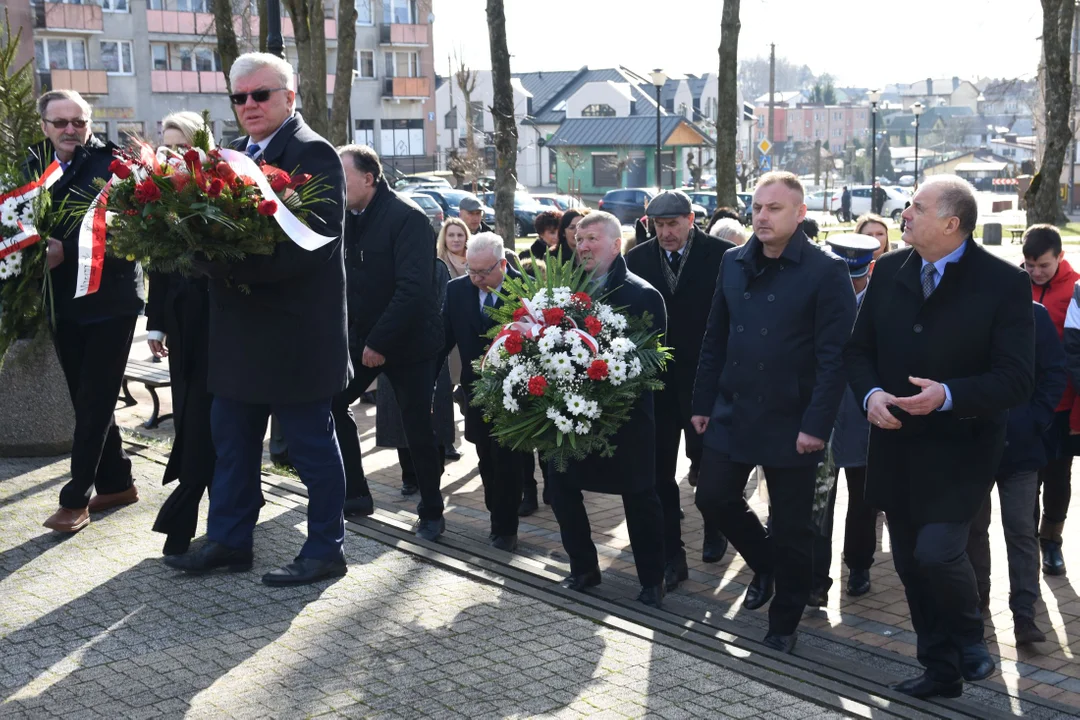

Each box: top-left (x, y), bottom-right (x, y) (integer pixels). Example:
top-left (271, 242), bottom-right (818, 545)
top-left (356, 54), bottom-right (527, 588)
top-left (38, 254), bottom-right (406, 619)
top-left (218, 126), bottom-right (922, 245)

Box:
top-left (267, 0), bottom-right (284, 58)
top-left (867, 89), bottom-right (881, 205)
top-left (912, 102), bottom-right (925, 191)
top-left (650, 69), bottom-right (667, 190)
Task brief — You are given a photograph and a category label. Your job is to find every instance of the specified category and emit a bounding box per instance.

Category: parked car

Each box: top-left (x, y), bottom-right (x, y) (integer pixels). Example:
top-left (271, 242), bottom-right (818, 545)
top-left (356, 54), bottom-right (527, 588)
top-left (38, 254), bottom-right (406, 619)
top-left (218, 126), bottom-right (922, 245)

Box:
top-left (829, 184), bottom-right (909, 221)
top-left (737, 192), bottom-right (754, 224)
top-left (532, 193), bottom-right (586, 211)
top-left (688, 191), bottom-right (748, 224)
top-left (599, 188), bottom-right (656, 224)
top-left (479, 191), bottom-right (548, 237)
top-left (407, 193), bottom-right (445, 233)
top-left (396, 182), bottom-right (455, 194)
top-left (415, 188), bottom-right (495, 224)
top-left (804, 190), bottom-right (838, 212)
top-left (394, 174), bottom-right (451, 190)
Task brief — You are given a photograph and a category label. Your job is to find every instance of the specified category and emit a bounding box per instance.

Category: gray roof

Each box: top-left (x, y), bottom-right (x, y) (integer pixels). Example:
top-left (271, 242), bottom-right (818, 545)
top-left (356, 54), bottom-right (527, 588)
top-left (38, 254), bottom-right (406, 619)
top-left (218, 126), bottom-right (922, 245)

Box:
top-left (883, 105), bottom-right (974, 130)
top-left (513, 69), bottom-right (584, 116)
top-left (529, 67), bottom-right (628, 125)
top-left (546, 116), bottom-right (710, 148)
top-left (686, 75), bottom-right (708, 100)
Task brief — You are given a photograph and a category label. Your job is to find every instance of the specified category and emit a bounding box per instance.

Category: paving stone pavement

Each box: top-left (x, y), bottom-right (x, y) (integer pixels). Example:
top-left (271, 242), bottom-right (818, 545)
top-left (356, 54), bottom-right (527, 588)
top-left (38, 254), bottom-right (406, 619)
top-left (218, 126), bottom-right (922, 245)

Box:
top-left (0, 454), bottom-right (853, 719)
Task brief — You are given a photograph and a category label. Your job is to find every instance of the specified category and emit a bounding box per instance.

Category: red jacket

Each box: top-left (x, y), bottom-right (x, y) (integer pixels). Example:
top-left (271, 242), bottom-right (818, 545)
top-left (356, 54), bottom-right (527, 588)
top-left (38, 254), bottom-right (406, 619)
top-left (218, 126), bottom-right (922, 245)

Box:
top-left (1032, 256), bottom-right (1080, 416)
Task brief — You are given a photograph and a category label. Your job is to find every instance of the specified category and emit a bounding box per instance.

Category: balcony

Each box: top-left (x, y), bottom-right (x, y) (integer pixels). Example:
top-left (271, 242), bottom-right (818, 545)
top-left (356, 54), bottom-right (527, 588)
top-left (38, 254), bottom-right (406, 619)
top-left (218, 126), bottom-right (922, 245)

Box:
top-left (379, 23), bottom-right (429, 46)
top-left (32, 2), bottom-right (103, 32)
top-left (146, 11), bottom-right (335, 39)
top-left (37, 69), bottom-right (108, 95)
top-left (151, 70), bottom-right (335, 94)
top-left (382, 76), bottom-right (430, 100)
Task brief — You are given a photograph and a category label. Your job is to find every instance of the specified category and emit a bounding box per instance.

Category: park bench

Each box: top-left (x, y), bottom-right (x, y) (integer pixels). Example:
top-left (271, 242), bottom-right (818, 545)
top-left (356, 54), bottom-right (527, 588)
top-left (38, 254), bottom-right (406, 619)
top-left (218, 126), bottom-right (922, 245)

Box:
top-left (1010, 228), bottom-right (1025, 243)
top-left (120, 359), bottom-right (172, 429)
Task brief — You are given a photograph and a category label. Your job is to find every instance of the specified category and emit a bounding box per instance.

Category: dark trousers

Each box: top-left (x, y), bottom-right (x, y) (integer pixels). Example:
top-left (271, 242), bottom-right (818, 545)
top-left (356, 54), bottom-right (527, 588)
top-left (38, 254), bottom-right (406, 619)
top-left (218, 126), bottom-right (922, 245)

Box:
top-left (655, 387), bottom-right (699, 562)
top-left (207, 396), bottom-right (345, 560)
top-left (812, 466), bottom-right (879, 590)
top-left (54, 316), bottom-right (137, 509)
top-left (967, 470), bottom-right (1041, 619)
top-left (695, 448), bottom-right (815, 636)
top-left (521, 452), bottom-right (548, 501)
top-left (475, 428), bottom-right (524, 537)
top-left (549, 473), bottom-right (665, 588)
top-left (888, 513), bottom-right (984, 682)
top-left (333, 358), bottom-right (444, 521)
top-left (1038, 411), bottom-right (1073, 540)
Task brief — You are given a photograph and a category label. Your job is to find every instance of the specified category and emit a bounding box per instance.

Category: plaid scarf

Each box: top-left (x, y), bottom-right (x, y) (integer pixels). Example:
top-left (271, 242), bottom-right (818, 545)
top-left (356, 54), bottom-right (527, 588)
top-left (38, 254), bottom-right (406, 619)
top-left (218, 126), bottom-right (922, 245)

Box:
top-left (660, 232), bottom-right (694, 294)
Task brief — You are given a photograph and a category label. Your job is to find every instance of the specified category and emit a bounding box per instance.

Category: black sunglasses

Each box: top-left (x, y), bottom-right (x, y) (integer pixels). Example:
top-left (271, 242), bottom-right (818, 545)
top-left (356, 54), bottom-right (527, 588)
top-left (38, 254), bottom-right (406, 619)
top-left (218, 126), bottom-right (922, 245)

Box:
top-left (229, 87), bottom-right (288, 106)
top-left (44, 118), bottom-right (88, 129)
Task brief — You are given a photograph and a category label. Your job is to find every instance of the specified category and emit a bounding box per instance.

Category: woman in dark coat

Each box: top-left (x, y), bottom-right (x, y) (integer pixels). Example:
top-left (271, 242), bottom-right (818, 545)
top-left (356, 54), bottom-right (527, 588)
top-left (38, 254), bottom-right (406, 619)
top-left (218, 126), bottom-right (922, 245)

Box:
top-left (518, 209), bottom-right (563, 263)
top-left (147, 112), bottom-right (218, 556)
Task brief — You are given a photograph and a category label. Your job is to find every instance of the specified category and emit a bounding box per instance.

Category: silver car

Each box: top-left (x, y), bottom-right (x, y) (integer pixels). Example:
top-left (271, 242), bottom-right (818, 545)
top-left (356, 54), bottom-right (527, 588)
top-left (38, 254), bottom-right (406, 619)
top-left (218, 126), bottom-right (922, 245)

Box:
top-left (407, 193), bottom-right (445, 233)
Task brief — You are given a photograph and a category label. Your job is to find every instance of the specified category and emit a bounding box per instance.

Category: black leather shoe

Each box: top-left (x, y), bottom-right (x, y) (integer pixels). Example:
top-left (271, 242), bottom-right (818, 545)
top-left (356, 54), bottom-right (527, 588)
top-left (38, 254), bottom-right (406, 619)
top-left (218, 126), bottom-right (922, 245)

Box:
top-left (890, 672), bottom-right (963, 699)
top-left (961, 645), bottom-right (995, 682)
top-left (1014, 616), bottom-right (1047, 645)
top-left (664, 554), bottom-right (689, 591)
top-left (702, 533), bottom-right (728, 564)
top-left (162, 536), bottom-right (191, 557)
top-left (806, 586), bottom-right (828, 608)
top-left (561, 568), bottom-right (602, 591)
top-left (491, 534), bottom-right (518, 552)
top-left (270, 451), bottom-right (293, 471)
top-left (444, 446), bottom-right (462, 461)
top-left (846, 568), bottom-right (871, 596)
top-left (163, 541), bottom-right (253, 574)
top-left (415, 517), bottom-right (445, 542)
top-left (262, 555), bottom-right (347, 586)
top-left (743, 572), bottom-right (775, 610)
top-left (401, 482), bottom-right (418, 497)
top-left (638, 584), bottom-right (665, 609)
top-left (517, 494), bottom-right (538, 517)
top-left (687, 466), bottom-right (699, 488)
top-left (1042, 540), bottom-right (1066, 576)
top-left (343, 495), bottom-right (374, 518)
top-left (762, 632), bottom-right (797, 654)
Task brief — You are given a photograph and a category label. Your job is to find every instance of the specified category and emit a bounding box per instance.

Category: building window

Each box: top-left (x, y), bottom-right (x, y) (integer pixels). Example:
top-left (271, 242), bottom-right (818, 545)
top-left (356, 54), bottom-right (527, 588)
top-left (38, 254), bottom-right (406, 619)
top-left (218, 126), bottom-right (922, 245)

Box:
top-left (815, 129), bottom-right (823, 138)
top-left (833, 128), bottom-right (842, 137)
top-left (117, 121), bottom-right (143, 145)
top-left (151, 43), bottom-right (169, 70)
top-left (100, 0), bottom-right (128, 12)
top-left (354, 49), bottom-right (374, 78)
top-left (194, 47), bottom-right (221, 71)
top-left (756, 115), bottom-right (764, 128)
top-left (380, 118), bottom-right (424, 156)
top-left (581, 103), bottom-right (616, 117)
top-left (220, 119), bottom-right (241, 145)
top-left (147, 0), bottom-right (163, 9)
top-left (35, 38), bottom-right (87, 71)
top-left (354, 119), bottom-right (374, 146)
top-left (833, 111), bottom-right (842, 120)
top-left (382, 0), bottom-right (417, 23)
top-left (100, 40), bottom-right (134, 74)
top-left (355, 0), bottom-right (373, 24)
top-left (384, 51), bottom-right (419, 78)
top-left (592, 154), bottom-right (618, 188)
top-left (804, 119), bottom-right (810, 128)
top-left (174, 0), bottom-right (209, 11)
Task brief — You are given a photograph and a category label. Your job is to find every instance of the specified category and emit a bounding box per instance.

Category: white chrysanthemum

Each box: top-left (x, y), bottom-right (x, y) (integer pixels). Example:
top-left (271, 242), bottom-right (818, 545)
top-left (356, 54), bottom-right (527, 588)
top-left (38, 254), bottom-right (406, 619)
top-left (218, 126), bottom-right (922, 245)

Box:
top-left (19, 204), bottom-right (34, 224)
top-left (0, 207), bottom-right (18, 228)
top-left (554, 415), bottom-right (574, 433)
top-left (544, 352), bottom-right (573, 374)
top-left (608, 313), bottom-right (629, 331)
top-left (584, 400), bottom-right (601, 419)
top-left (546, 407), bottom-right (562, 421)
top-left (628, 357), bottom-right (643, 379)
top-left (0, 250), bottom-right (22, 279)
top-left (565, 394), bottom-right (587, 416)
top-left (569, 344), bottom-right (591, 365)
top-left (574, 421), bottom-right (591, 434)
top-left (486, 351), bottom-right (504, 368)
top-left (537, 328), bottom-right (562, 353)
top-left (609, 337), bottom-right (634, 355)
top-left (503, 395), bottom-right (519, 412)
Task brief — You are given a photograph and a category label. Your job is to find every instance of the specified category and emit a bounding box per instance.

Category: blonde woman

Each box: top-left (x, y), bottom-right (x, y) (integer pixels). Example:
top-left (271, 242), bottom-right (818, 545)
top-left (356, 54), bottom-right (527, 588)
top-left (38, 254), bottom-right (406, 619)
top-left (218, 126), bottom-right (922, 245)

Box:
top-left (437, 217), bottom-right (470, 279)
top-left (854, 213), bottom-right (890, 259)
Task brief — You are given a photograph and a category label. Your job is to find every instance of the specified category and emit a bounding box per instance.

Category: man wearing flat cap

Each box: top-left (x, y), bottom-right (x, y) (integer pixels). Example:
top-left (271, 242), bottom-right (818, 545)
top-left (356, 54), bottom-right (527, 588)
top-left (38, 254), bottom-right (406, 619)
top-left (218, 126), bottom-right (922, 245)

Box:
top-left (458, 195), bottom-right (492, 236)
top-left (626, 190), bottom-right (736, 587)
top-left (809, 234), bottom-right (884, 606)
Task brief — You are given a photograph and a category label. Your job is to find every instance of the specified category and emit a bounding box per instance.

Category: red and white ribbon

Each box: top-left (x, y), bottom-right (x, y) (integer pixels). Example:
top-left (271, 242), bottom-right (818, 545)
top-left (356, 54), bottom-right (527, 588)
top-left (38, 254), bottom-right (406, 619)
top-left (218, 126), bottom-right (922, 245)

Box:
top-left (73, 178), bottom-right (112, 298)
top-left (481, 298), bottom-right (599, 368)
top-left (0, 222), bottom-right (42, 260)
top-left (0, 160), bottom-right (63, 206)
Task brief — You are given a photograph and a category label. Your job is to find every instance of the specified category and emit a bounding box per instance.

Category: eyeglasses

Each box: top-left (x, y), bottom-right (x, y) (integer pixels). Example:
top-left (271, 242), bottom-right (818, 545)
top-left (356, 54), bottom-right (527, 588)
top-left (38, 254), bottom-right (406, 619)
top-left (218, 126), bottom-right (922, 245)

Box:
top-left (43, 118), bottom-right (88, 129)
top-left (229, 87), bottom-right (288, 106)
top-left (465, 260), bottom-right (501, 277)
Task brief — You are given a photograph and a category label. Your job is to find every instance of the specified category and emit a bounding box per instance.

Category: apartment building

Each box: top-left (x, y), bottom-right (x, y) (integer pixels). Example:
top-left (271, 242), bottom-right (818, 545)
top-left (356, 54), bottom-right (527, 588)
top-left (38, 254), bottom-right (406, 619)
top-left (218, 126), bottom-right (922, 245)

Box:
top-left (751, 104), bottom-right (872, 148)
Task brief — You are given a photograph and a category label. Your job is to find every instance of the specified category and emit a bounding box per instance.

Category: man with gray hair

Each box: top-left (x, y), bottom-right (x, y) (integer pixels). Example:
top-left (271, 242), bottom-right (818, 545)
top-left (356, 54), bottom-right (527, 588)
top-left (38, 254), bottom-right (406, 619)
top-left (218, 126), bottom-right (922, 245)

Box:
top-left (165, 52), bottom-right (351, 586)
top-left (846, 174), bottom-right (1034, 698)
top-left (549, 211), bottom-right (670, 608)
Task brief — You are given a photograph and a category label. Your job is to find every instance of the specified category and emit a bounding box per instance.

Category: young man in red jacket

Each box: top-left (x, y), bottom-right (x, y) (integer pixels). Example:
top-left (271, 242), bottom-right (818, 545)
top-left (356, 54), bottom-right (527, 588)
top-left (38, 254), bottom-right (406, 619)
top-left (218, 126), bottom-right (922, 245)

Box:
top-left (1023, 225), bottom-right (1080, 576)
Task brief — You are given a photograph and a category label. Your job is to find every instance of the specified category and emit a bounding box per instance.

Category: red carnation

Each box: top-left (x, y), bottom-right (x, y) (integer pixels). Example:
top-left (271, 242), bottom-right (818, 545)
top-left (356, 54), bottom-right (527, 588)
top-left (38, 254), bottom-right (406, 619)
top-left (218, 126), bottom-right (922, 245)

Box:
top-left (108, 159), bottom-right (132, 180)
top-left (257, 199), bottom-right (278, 216)
top-left (512, 307), bottom-right (529, 322)
top-left (542, 307), bottom-right (565, 326)
top-left (584, 316), bottom-right (602, 336)
top-left (571, 292), bottom-right (593, 309)
top-left (134, 178), bottom-right (161, 203)
top-left (587, 359), bottom-right (609, 381)
top-left (504, 331), bottom-right (523, 355)
top-left (207, 178), bottom-right (225, 198)
top-left (214, 162), bottom-right (237, 183)
top-left (527, 375), bottom-right (548, 396)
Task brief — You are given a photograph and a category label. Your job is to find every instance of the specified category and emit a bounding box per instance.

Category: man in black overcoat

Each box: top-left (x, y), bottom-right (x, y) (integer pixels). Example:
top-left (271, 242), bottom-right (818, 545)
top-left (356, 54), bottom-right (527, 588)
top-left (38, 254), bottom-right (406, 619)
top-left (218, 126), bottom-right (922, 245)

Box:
top-left (845, 175), bottom-right (1034, 698)
top-left (550, 211), bottom-right (669, 609)
top-left (691, 171), bottom-right (856, 654)
top-left (164, 53), bottom-right (350, 586)
top-left (332, 144), bottom-right (446, 541)
top-left (27, 90), bottom-right (144, 534)
top-left (626, 190), bottom-right (734, 585)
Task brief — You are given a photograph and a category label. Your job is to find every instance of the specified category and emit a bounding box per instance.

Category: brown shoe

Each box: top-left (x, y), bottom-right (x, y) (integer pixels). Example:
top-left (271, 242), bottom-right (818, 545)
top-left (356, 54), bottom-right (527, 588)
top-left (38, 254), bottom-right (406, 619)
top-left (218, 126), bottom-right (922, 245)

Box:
top-left (43, 507), bottom-right (90, 533)
top-left (87, 485), bottom-right (139, 513)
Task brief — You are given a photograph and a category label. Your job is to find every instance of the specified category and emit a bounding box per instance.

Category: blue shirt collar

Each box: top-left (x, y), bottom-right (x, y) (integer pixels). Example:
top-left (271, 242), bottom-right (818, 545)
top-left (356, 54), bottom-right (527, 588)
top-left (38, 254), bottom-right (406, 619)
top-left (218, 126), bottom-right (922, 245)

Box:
top-left (245, 112), bottom-right (294, 159)
top-left (920, 239), bottom-right (967, 277)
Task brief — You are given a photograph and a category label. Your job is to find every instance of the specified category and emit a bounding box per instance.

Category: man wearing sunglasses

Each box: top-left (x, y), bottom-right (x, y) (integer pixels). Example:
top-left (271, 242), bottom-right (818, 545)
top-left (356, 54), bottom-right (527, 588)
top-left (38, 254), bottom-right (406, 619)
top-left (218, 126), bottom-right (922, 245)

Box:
top-left (164, 52), bottom-right (350, 587)
top-left (26, 90), bottom-right (144, 535)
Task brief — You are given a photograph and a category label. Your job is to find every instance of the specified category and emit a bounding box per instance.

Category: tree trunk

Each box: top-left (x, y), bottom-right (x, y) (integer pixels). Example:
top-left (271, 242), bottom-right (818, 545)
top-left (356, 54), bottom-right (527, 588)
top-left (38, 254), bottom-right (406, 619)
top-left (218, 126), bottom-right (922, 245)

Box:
top-left (283, 0), bottom-right (328, 138)
top-left (486, 0), bottom-right (518, 246)
top-left (715, 0), bottom-right (740, 209)
top-left (329, 0), bottom-right (356, 146)
top-left (259, 2), bottom-right (268, 52)
top-left (212, 0), bottom-right (240, 93)
top-left (1028, 0), bottom-right (1075, 225)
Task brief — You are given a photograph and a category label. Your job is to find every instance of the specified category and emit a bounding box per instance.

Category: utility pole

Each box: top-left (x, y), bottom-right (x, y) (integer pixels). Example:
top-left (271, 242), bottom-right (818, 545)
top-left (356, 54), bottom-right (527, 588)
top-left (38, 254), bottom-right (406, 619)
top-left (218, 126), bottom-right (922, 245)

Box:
top-left (767, 43), bottom-right (775, 149)
top-left (448, 54), bottom-right (456, 152)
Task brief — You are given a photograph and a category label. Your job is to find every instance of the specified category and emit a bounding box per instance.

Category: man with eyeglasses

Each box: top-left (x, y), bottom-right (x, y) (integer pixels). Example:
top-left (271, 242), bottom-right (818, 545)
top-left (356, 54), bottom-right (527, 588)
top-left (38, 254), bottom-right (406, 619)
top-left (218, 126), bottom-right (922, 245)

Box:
top-left (26, 89), bottom-right (144, 535)
top-left (164, 52), bottom-right (351, 587)
top-left (332, 144), bottom-right (448, 542)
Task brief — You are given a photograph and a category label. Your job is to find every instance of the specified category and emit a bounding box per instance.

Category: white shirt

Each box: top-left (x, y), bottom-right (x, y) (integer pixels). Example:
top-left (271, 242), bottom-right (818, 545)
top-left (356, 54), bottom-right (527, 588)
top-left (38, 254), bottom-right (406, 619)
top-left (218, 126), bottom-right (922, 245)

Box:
top-left (245, 112), bottom-right (295, 159)
top-left (479, 283), bottom-right (503, 313)
top-left (666, 249), bottom-right (683, 263)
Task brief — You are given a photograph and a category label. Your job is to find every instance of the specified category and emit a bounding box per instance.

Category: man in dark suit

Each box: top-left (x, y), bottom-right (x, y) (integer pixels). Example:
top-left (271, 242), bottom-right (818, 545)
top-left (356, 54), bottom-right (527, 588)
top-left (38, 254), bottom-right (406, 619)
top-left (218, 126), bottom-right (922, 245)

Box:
top-left (164, 53), bottom-right (350, 586)
top-left (691, 171), bottom-right (855, 654)
top-left (626, 190), bottom-right (734, 586)
top-left (441, 231), bottom-right (527, 550)
top-left (333, 144), bottom-right (446, 541)
top-left (845, 175), bottom-right (1034, 698)
top-left (551, 211), bottom-right (669, 608)
top-left (26, 90), bottom-right (144, 534)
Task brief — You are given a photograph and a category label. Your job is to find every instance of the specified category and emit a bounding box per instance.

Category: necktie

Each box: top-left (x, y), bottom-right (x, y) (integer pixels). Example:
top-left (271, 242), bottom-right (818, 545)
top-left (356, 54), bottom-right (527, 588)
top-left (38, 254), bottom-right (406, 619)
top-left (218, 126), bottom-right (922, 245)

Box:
top-left (484, 292), bottom-right (496, 308)
top-left (246, 143), bottom-right (261, 160)
top-left (668, 251), bottom-right (681, 273)
top-left (921, 263), bottom-right (937, 299)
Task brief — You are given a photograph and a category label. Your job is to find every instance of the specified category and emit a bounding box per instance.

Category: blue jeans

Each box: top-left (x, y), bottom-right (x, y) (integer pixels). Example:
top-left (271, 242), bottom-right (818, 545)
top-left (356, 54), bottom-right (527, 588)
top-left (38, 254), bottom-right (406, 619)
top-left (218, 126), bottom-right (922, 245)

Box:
top-left (207, 396), bottom-right (346, 561)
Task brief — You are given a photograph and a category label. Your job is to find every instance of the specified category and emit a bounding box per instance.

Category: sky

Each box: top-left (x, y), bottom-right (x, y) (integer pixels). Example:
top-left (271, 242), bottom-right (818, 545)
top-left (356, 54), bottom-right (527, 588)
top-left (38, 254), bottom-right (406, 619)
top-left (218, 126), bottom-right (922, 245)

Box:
top-left (432, 0), bottom-right (1046, 89)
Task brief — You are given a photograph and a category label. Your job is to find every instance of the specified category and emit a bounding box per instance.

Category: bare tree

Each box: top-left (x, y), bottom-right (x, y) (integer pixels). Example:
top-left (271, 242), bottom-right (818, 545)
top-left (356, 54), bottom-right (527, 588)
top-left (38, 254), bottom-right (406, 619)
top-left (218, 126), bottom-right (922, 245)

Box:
top-left (329, 0), bottom-right (357, 146)
top-left (557, 147), bottom-right (584, 195)
top-left (453, 57), bottom-right (484, 189)
top-left (282, 0), bottom-right (328, 137)
top-left (486, 0), bottom-right (517, 244)
top-left (715, 0), bottom-right (740, 208)
top-left (1028, 0), bottom-right (1075, 225)
top-left (601, 148), bottom-right (633, 188)
top-left (212, 0), bottom-right (241, 93)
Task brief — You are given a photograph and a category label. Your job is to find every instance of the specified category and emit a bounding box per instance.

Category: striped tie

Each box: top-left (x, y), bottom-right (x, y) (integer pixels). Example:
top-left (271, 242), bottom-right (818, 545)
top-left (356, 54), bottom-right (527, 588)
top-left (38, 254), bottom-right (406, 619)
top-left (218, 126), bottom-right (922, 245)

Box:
top-left (921, 263), bottom-right (937, 299)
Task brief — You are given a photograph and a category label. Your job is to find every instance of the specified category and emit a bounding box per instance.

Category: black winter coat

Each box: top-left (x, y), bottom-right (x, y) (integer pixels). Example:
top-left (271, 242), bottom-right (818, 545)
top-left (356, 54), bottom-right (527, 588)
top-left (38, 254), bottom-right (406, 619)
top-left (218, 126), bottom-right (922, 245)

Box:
top-left (345, 176), bottom-right (444, 362)
top-left (626, 226), bottom-right (733, 412)
top-left (23, 138), bottom-right (144, 322)
top-left (208, 114), bottom-right (350, 404)
top-left (693, 230), bottom-right (856, 467)
top-left (845, 239), bottom-right (1035, 523)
